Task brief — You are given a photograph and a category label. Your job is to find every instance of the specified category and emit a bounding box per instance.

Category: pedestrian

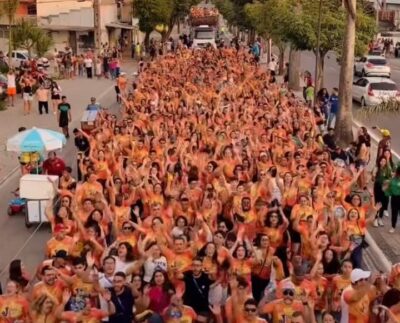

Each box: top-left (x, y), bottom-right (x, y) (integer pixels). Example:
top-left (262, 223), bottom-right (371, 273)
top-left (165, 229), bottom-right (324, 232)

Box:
top-left (6, 68), bottom-right (16, 107)
top-left (328, 87), bottom-right (339, 129)
top-left (73, 128), bottom-right (90, 181)
top-left (135, 42), bottom-right (141, 60)
top-left (376, 128), bottom-right (391, 164)
top-left (95, 56), bottom-right (102, 79)
top-left (384, 165), bottom-right (400, 233)
top-left (36, 84), bottom-right (49, 115)
top-left (84, 55), bottom-right (93, 79)
top-left (57, 95), bottom-right (71, 138)
top-left (372, 156), bottom-right (392, 227)
top-left (131, 42), bottom-right (136, 59)
top-left (268, 57), bottom-right (277, 76)
top-left (42, 151), bottom-right (66, 177)
top-left (20, 73), bottom-right (35, 115)
top-left (50, 80), bottom-right (62, 115)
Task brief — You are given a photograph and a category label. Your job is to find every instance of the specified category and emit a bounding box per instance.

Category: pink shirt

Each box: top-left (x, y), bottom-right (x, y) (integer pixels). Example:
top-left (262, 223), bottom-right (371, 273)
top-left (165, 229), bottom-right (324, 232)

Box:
top-left (148, 286), bottom-right (171, 314)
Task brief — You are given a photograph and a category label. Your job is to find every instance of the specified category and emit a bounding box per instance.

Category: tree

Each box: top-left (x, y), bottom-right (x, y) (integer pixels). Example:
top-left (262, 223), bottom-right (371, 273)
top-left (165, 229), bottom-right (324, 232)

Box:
top-left (1, 0), bottom-right (19, 65)
top-left (36, 32), bottom-right (53, 57)
top-left (12, 20), bottom-right (52, 57)
top-left (133, 0), bottom-right (173, 48)
top-left (335, 0), bottom-right (357, 146)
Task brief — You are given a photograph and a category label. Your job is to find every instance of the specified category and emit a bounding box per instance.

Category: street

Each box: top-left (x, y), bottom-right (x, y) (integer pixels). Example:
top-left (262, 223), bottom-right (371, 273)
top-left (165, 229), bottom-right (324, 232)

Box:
top-left (300, 51), bottom-right (400, 152)
top-left (0, 62), bottom-right (137, 278)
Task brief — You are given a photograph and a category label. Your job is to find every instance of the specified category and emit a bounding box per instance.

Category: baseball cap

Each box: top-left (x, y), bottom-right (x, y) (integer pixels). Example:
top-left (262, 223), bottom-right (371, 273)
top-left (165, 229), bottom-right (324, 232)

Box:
top-left (54, 223), bottom-right (65, 233)
top-left (351, 268), bottom-right (371, 283)
top-left (380, 129), bottom-right (391, 137)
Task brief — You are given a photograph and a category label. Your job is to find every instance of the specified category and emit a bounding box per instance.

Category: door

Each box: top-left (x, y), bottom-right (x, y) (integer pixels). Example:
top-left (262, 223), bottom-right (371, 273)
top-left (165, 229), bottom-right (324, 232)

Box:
top-left (353, 78), bottom-right (368, 101)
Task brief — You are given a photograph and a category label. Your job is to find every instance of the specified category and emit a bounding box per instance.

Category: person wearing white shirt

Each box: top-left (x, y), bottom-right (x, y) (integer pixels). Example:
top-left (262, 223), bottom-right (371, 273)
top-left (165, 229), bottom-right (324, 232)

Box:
top-left (268, 58), bottom-right (277, 76)
top-left (98, 256), bottom-right (116, 322)
top-left (84, 56), bottom-right (93, 79)
top-left (142, 244), bottom-right (168, 283)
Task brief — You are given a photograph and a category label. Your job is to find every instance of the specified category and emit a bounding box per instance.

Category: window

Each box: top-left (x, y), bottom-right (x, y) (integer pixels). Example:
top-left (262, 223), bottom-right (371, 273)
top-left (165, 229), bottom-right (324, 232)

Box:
top-left (368, 58), bottom-right (387, 65)
top-left (370, 82), bottom-right (397, 91)
top-left (27, 4), bottom-right (37, 16)
top-left (17, 53), bottom-right (26, 59)
top-left (194, 29), bottom-right (214, 40)
top-left (355, 79), bottom-right (367, 87)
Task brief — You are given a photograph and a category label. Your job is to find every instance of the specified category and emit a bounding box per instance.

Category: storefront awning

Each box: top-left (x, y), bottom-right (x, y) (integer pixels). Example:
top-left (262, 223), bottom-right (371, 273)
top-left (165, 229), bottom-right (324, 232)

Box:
top-left (106, 22), bottom-right (135, 30)
top-left (39, 25), bottom-right (94, 32)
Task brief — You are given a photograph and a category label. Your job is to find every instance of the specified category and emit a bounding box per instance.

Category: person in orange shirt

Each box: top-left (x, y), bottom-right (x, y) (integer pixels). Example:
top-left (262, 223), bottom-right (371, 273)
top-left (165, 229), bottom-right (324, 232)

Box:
top-left (0, 280), bottom-right (30, 322)
top-left (32, 266), bottom-right (66, 305)
top-left (260, 280), bottom-right (307, 323)
top-left (46, 223), bottom-right (73, 258)
top-left (30, 293), bottom-right (58, 323)
top-left (331, 259), bottom-right (353, 316)
top-left (162, 294), bottom-right (197, 323)
top-left (341, 268), bottom-right (379, 323)
top-left (59, 289), bottom-right (115, 323)
top-left (225, 276), bottom-right (252, 323)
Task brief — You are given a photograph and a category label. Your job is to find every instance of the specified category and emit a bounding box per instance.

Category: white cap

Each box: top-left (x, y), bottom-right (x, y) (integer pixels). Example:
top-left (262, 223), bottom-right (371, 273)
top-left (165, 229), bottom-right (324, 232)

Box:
top-left (351, 268), bottom-right (371, 283)
top-left (281, 280), bottom-right (295, 290)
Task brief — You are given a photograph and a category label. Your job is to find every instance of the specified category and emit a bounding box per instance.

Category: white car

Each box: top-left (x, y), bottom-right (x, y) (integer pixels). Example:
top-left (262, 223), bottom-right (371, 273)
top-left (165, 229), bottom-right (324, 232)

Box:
top-left (352, 77), bottom-right (399, 107)
top-left (354, 55), bottom-right (391, 77)
top-left (6, 50), bottom-right (29, 68)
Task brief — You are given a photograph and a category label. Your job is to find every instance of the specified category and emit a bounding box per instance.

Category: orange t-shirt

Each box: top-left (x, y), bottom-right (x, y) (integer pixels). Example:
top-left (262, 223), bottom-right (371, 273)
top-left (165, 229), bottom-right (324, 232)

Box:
top-left (46, 236), bottom-right (73, 258)
top-left (342, 285), bottom-right (375, 323)
top-left (62, 308), bottom-right (108, 323)
top-left (261, 299), bottom-right (305, 323)
top-left (332, 274), bottom-right (351, 307)
top-left (0, 295), bottom-right (30, 322)
top-left (32, 280), bottom-right (66, 304)
top-left (163, 305), bottom-right (197, 323)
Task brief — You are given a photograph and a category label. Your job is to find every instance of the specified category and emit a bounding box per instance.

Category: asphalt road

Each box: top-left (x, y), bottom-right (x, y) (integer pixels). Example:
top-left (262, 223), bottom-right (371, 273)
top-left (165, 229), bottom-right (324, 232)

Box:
top-left (0, 64), bottom-right (136, 280)
top-left (300, 51), bottom-right (400, 153)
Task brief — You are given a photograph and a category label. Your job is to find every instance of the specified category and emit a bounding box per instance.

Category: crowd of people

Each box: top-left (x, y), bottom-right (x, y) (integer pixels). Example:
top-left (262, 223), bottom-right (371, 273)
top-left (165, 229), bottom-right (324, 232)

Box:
top-left (3, 40), bottom-right (400, 323)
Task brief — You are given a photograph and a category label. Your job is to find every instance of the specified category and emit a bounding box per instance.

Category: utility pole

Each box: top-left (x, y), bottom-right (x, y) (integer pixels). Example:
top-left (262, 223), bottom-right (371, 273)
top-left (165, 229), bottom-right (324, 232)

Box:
top-left (93, 0), bottom-right (101, 54)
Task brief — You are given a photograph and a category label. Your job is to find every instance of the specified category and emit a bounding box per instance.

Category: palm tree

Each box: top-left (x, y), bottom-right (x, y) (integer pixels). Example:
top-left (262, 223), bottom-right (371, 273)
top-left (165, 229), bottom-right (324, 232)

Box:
top-left (335, 0), bottom-right (356, 146)
top-left (1, 0), bottom-right (19, 65)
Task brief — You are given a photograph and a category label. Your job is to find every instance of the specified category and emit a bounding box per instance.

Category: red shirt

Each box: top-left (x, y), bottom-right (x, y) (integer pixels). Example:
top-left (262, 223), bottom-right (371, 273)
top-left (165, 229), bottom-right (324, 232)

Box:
top-left (43, 157), bottom-right (66, 177)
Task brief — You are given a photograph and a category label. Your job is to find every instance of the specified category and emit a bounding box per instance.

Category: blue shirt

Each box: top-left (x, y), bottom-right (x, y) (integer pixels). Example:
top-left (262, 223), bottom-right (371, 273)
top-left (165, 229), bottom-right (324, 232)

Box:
top-left (329, 95), bottom-right (339, 114)
top-left (86, 103), bottom-right (100, 111)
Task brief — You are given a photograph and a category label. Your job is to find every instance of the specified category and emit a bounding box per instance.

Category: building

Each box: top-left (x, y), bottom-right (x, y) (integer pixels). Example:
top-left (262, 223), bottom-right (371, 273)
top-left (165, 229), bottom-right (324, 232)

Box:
top-left (0, 0), bottom-right (37, 52)
top-left (36, 0), bottom-right (138, 54)
top-left (369, 0), bottom-right (400, 29)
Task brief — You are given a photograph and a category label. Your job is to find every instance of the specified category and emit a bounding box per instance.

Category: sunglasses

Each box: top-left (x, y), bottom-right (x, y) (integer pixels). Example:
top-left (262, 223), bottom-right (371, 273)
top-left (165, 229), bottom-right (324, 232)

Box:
top-left (245, 307), bottom-right (257, 313)
top-left (283, 289), bottom-right (295, 296)
top-left (123, 226), bottom-right (133, 231)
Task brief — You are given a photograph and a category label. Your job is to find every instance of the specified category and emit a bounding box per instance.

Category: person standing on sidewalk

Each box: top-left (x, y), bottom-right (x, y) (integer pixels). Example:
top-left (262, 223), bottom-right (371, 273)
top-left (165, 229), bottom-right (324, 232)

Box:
top-left (6, 69), bottom-right (16, 107)
top-left (36, 84), bottom-right (49, 115)
top-left (84, 55), bottom-right (93, 79)
top-left (50, 80), bottom-right (62, 115)
top-left (328, 88), bottom-right (339, 129)
top-left (57, 96), bottom-right (71, 139)
top-left (385, 165), bottom-right (400, 233)
top-left (372, 156), bottom-right (392, 227)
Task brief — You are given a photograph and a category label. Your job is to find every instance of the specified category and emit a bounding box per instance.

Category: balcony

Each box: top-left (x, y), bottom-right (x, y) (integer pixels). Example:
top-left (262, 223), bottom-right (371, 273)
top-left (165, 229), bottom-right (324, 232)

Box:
top-left (379, 10), bottom-right (396, 23)
top-left (0, 14), bottom-right (37, 26)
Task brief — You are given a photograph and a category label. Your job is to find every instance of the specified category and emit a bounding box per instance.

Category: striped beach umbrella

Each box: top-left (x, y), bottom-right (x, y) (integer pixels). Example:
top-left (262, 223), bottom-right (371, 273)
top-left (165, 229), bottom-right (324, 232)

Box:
top-left (7, 127), bottom-right (66, 152)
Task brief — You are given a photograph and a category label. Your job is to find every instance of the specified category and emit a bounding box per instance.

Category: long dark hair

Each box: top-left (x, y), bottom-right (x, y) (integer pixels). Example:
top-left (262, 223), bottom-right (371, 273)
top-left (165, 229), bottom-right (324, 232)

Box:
top-left (9, 259), bottom-right (29, 288)
top-left (150, 269), bottom-right (175, 293)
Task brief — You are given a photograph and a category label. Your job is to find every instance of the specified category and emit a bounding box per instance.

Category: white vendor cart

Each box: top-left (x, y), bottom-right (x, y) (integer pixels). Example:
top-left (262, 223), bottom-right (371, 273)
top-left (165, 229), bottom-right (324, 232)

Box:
top-left (19, 174), bottom-right (59, 228)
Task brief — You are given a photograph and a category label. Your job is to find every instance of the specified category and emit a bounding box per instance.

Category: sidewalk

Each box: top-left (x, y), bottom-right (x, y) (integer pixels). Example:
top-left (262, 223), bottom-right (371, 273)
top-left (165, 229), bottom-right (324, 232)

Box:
top-left (0, 60), bottom-right (138, 185)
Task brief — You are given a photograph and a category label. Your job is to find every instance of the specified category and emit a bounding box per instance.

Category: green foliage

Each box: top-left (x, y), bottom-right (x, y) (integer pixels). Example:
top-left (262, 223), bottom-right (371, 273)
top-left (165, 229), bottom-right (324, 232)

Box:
top-left (12, 20), bottom-right (53, 56)
top-left (36, 33), bottom-right (54, 57)
top-left (133, 0), bottom-right (174, 33)
top-left (357, 99), bottom-right (400, 119)
top-left (245, 0), bottom-right (375, 57)
top-left (214, 0), bottom-right (253, 30)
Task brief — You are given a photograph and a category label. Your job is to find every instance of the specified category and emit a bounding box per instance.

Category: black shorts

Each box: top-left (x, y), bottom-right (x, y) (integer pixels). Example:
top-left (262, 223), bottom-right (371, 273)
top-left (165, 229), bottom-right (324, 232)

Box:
top-left (52, 94), bottom-right (60, 100)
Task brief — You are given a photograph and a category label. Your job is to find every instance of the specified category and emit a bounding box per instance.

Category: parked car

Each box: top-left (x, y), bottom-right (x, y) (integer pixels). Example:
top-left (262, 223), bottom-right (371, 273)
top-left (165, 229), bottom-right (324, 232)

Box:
top-left (6, 50), bottom-right (29, 68)
top-left (354, 55), bottom-right (391, 77)
top-left (352, 77), bottom-right (400, 107)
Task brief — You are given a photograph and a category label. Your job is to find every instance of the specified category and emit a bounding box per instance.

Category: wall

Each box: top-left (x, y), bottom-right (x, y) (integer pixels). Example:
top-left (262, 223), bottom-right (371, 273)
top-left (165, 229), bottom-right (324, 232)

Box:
top-left (37, 0), bottom-right (92, 17)
top-left (49, 31), bottom-right (70, 52)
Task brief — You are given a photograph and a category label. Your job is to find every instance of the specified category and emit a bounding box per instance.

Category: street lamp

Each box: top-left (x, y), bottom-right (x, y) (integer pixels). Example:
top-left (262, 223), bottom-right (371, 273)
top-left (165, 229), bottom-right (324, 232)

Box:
top-left (314, 0), bottom-right (323, 103)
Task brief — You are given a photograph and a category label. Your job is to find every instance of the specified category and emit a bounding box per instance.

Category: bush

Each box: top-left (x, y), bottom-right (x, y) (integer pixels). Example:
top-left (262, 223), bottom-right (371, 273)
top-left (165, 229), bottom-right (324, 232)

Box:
top-left (0, 99), bottom-right (7, 111)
